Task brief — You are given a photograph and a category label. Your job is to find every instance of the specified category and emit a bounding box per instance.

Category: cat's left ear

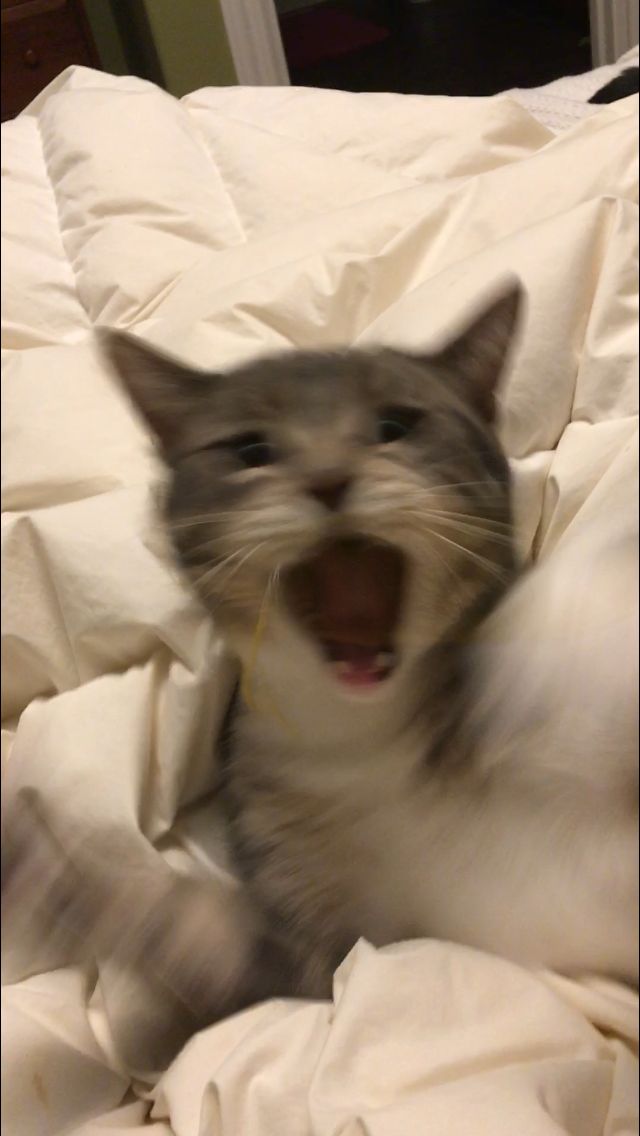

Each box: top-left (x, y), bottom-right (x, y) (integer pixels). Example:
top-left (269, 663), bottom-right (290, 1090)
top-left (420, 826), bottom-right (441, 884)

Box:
top-left (430, 283), bottom-right (524, 423)
top-left (99, 330), bottom-right (215, 460)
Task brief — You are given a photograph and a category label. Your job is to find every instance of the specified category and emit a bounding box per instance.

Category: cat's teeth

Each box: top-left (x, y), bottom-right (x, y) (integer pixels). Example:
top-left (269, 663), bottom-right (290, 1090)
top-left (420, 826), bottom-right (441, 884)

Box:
top-left (332, 661), bottom-right (352, 676)
top-left (375, 651), bottom-right (395, 669)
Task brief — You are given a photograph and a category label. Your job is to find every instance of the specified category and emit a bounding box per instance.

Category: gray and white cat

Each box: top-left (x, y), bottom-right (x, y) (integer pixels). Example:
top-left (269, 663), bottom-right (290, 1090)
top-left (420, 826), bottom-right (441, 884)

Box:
top-left (4, 284), bottom-right (637, 1069)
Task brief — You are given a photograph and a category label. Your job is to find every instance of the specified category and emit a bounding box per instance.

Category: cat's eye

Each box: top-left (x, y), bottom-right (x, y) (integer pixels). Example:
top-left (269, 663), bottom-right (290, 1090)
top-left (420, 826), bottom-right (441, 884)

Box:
top-left (376, 407), bottom-right (422, 445)
top-left (230, 433), bottom-right (276, 468)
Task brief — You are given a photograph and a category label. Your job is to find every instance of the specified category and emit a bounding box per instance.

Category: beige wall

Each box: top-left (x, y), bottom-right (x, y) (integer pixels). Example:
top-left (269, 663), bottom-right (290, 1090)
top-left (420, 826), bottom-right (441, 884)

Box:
top-left (83, 0), bottom-right (130, 74)
top-left (84, 0), bottom-right (237, 94)
top-left (141, 0), bottom-right (237, 95)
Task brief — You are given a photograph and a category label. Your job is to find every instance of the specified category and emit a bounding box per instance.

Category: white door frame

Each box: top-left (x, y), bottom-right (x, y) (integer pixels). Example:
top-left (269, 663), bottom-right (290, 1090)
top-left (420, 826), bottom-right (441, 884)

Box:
top-left (219, 0), bottom-right (290, 85)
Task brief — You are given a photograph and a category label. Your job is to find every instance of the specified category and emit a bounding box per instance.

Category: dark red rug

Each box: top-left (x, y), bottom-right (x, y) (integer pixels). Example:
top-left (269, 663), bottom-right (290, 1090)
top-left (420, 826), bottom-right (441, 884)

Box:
top-left (280, 5), bottom-right (391, 71)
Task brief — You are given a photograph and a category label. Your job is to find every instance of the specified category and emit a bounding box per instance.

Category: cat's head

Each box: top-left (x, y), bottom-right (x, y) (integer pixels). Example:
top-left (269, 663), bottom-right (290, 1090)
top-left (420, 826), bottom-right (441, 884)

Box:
top-left (101, 285), bottom-right (522, 697)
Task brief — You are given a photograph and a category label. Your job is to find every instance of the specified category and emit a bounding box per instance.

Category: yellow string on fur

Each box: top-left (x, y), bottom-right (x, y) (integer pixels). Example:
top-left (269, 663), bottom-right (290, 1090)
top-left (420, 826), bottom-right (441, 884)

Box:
top-left (240, 588), bottom-right (270, 710)
top-left (240, 589), bottom-right (298, 737)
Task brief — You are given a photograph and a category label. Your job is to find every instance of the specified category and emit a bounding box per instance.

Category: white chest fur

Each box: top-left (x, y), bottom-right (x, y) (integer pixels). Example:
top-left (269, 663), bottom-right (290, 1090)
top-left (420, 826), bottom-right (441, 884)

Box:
top-left (237, 708), bottom-right (638, 982)
top-left (234, 515), bottom-right (638, 983)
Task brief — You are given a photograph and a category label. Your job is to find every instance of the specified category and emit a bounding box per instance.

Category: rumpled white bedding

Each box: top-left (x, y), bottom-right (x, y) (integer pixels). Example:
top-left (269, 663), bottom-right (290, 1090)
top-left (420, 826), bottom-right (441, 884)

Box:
top-left (508, 44), bottom-right (639, 131)
top-left (1, 63), bottom-right (638, 1136)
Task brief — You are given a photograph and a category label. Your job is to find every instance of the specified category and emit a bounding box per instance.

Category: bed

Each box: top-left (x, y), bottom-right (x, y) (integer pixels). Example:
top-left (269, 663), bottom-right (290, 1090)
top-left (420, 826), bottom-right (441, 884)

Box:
top-left (2, 49), bottom-right (638, 1136)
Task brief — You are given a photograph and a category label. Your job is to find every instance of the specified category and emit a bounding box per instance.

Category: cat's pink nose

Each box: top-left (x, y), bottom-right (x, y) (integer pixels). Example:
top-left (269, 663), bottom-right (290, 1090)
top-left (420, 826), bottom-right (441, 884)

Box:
top-left (308, 477), bottom-right (352, 511)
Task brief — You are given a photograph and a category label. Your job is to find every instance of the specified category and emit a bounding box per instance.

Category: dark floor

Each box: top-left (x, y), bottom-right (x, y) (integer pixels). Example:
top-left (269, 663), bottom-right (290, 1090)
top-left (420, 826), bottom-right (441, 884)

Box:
top-left (278, 0), bottom-right (592, 96)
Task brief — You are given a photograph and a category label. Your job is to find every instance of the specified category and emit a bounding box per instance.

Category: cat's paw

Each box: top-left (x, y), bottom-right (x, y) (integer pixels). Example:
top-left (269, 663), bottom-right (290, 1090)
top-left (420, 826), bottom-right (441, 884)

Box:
top-left (121, 868), bottom-right (256, 1021)
top-left (2, 787), bottom-right (257, 1023)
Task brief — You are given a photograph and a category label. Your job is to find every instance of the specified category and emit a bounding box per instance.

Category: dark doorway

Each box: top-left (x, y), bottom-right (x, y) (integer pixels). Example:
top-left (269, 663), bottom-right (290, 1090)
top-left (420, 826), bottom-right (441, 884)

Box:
top-left (276, 0), bottom-right (592, 96)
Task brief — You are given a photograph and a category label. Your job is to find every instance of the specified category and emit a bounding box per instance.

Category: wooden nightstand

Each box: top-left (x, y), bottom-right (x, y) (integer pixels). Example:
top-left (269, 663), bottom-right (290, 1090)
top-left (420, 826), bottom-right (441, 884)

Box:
top-left (1, 0), bottom-right (100, 122)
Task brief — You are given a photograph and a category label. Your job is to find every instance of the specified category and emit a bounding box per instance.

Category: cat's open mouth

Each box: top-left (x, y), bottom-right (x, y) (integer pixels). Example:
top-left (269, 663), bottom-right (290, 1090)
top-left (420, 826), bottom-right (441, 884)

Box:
top-left (285, 537), bottom-right (406, 689)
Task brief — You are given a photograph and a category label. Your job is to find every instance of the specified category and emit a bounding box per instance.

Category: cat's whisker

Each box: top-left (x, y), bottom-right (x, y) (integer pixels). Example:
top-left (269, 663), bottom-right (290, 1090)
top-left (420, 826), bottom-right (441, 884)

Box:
top-left (192, 540), bottom-right (295, 606)
top-left (268, 566), bottom-right (282, 596)
top-left (423, 528), bottom-right (511, 582)
top-left (427, 480), bottom-right (506, 493)
top-left (416, 539), bottom-right (458, 583)
top-left (396, 510), bottom-right (513, 546)
top-left (171, 512), bottom-right (289, 534)
top-left (380, 480), bottom-right (507, 500)
top-left (401, 521), bottom-right (509, 581)
top-left (190, 557), bottom-right (247, 596)
top-left (374, 487), bottom-right (509, 518)
top-left (182, 535), bottom-right (228, 557)
top-left (170, 515), bottom-right (225, 530)
top-left (180, 519), bottom-right (308, 558)
top-left (192, 544), bottom-right (265, 593)
top-left (433, 510), bottom-right (512, 531)
top-left (172, 514), bottom-right (257, 532)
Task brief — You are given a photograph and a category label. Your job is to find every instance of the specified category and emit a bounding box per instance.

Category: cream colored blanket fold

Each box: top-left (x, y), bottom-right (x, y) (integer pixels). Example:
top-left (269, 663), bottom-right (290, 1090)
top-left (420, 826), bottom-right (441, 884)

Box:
top-left (1, 66), bottom-right (638, 1136)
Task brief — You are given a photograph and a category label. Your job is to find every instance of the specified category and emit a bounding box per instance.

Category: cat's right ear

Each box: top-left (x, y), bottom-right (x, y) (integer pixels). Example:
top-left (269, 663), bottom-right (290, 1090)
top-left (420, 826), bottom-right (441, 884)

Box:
top-left (430, 283), bottom-right (524, 424)
top-left (99, 330), bottom-right (213, 460)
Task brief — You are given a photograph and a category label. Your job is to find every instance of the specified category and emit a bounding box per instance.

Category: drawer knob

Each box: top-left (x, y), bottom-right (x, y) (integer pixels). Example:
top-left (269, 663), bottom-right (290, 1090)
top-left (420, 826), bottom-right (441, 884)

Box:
top-left (23, 48), bottom-right (40, 70)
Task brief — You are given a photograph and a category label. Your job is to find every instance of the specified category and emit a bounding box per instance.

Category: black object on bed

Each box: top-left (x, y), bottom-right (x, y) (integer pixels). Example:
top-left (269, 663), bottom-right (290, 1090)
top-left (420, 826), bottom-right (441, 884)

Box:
top-left (589, 68), bottom-right (639, 104)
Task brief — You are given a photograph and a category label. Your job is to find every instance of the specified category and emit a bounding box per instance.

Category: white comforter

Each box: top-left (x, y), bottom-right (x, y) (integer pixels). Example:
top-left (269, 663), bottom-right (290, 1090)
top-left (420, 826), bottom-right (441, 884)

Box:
top-left (1, 66), bottom-right (638, 1136)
